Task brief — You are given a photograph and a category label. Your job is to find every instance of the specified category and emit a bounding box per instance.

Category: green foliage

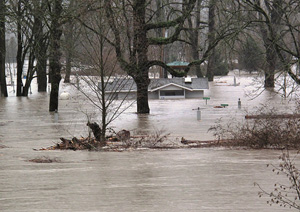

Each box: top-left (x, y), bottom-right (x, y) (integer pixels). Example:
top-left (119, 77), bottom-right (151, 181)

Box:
top-left (239, 37), bottom-right (264, 73)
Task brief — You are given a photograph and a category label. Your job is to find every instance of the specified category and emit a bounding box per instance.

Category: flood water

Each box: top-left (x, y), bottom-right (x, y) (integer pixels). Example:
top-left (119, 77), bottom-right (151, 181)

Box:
top-left (1, 72), bottom-right (299, 211)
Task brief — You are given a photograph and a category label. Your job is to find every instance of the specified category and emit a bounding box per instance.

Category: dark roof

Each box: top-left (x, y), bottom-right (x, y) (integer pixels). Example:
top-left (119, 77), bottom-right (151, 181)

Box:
top-left (167, 61), bottom-right (189, 67)
top-left (104, 77), bottom-right (209, 92)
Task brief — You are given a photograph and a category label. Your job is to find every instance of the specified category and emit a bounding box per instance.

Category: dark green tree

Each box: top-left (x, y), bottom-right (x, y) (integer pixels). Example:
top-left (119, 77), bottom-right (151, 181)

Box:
top-left (239, 36), bottom-right (264, 73)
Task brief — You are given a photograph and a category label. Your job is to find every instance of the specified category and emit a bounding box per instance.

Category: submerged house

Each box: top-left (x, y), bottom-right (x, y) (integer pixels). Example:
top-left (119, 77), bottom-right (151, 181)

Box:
top-left (103, 77), bottom-right (209, 100)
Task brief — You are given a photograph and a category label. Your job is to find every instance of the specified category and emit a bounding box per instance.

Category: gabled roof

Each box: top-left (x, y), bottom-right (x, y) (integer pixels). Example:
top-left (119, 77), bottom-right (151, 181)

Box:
top-left (150, 82), bottom-right (194, 92)
top-left (149, 78), bottom-right (208, 91)
top-left (104, 77), bottom-right (209, 92)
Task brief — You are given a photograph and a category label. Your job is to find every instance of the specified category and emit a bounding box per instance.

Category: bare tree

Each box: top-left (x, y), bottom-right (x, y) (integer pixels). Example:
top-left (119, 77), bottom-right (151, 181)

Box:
top-left (239, 0), bottom-right (300, 89)
top-left (75, 9), bottom-right (134, 144)
top-left (101, 0), bottom-right (197, 114)
top-left (256, 151), bottom-right (300, 210)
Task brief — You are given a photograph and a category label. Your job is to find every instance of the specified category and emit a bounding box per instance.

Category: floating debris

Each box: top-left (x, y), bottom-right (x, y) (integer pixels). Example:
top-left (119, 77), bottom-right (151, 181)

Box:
top-left (27, 156), bottom-right (61, 163)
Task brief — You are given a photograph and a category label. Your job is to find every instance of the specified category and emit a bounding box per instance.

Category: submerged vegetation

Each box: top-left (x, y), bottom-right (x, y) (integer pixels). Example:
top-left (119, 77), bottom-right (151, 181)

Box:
top-left (37, 103), bottom-right (300, 151)
top-left (209, 105), bottom-right (300, 149)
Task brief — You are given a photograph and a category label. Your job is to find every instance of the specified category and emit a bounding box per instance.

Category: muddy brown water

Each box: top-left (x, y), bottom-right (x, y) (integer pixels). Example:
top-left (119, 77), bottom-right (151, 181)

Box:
top-left (0, 72), bottom-right (298, 211)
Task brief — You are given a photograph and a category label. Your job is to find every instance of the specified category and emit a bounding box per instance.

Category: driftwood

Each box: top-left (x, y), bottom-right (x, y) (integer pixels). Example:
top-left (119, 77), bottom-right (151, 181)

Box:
top-left (245, 114), bottom-right (300, 119)
top-left (37, 137), bottom-right (99, 151)
top-left (181, 137), bottom-right (236, 147)
top-left (116, 130), bottom-right (130, 141)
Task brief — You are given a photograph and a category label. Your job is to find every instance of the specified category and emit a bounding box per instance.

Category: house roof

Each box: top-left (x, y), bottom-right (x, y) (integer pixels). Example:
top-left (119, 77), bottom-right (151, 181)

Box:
top-left (167, 61), bottom-right (189, 67)
top-left (104, 77), bottom-right (209, 92)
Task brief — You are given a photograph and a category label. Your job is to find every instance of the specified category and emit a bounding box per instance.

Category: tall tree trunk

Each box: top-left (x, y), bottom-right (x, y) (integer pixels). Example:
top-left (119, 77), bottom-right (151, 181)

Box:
top-left (34, 1), bottom-right (47, 92)
top-left (64, 0), bottom-right (75, 83)
top-left (135, 75), bottom-right (150, 114)
top-left (36, 44), bottom-right (47, 92)
top-left (0, 0), bottom-right (7, 97)
top-left (16, 1), bottom-right (23, 96)
top-left (188, 0), bottom-right (203, 78)
top-left (133, 0), bottom-right (150, 114)
top-left (260, 0), bottom-right (283, 88)
top-left (63, 21), bottom-right (73, 83)
top-left (264, 42), bottom-right (276, 88)
top-left (100, 35), bottom-right (107, 143)
top-left (206, 0), bottom-right (216, 81)
top-left (22, 49), bottom-right (35, 96)
top-left (49, 0), bottom-right (63, 112)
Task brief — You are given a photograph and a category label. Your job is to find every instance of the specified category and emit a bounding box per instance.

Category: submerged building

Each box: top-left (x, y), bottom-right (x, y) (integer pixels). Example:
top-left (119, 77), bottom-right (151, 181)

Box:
top-left (103, 77), bottom-right (209, 100)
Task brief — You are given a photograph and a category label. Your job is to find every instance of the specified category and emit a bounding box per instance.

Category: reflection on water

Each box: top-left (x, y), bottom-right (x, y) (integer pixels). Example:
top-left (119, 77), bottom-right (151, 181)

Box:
top-left (0, 74), bottom-right (297, 211)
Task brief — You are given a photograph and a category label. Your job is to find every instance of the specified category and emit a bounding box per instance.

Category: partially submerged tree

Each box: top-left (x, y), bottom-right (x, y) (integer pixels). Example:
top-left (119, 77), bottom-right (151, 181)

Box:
top-left (102, 0), bottom-right (197, 113)
top-left (239, 0), bottom-right (300, 89)
top-left (0, 0), bottom-right (7, 97)
top-left (33, 0), bottom-right (48, 92)
top-left (183, 0), bottom-right (250, 80)
top-left (8, 0), bottom-right (49, 96)
top-left (75, 8), bottom-right (134, 145)
top-left (48, 0), bottom-right (63, 111)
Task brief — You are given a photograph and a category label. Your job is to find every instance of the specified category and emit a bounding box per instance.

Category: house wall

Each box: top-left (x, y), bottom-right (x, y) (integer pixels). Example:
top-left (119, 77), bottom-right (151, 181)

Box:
top-left (117, 92), bottom-right (136, 100)
top-left (117, 91), bottom-right (159, 100)
top-left (160, 85), bottom-right (183, 91)
top-left (112, 90), bottom-right (204, 100)
top-left (185, 90), bottom-right (204, 98)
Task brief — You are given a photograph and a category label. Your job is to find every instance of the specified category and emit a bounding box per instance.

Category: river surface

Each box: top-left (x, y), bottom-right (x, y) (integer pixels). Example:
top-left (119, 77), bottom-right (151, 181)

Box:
top-left (1, 72), bottom-right (299, 211)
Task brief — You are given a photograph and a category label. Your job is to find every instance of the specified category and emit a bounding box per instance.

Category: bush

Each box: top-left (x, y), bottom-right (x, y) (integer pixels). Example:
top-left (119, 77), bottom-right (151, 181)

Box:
top-left (209, 105), bottom-right (300, 149)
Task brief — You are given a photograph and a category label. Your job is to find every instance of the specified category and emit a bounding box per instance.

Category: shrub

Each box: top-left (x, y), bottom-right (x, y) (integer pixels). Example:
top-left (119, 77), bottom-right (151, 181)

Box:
top-left (209, 105), bottom-right (300, 149)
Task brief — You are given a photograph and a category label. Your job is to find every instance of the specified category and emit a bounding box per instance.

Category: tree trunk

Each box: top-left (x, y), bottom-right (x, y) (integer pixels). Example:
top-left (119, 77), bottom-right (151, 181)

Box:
top-left (264, 44), bottom-right (276, 88)
top-left (22, 50), bottom-right (35, 96)
top-left (0, 0), bottom-right (7, 97)
top-left (36, 46), bottom-right (47, 92)
top-left (260, 0), bottom-right (282, 88)
top-left (135, 76), bottom-right (150, 114)
top-left (16, 1), bottom-right (23, 96)
top-left (34, 3), bottom-right (47, 92)
top-left (64, 50), bottom-right (71, 83)
top-left (188, 0), bottom-right (203, 78)
top-left (193, 47), bottom-right (202, 78)
top-left (133, 0), bottom-right (150, 114)
top-left (206, 0), bottom-right (216, 81)
top-left (49, 0), bottom-right (63, 112)
top-left (207, 49), bottom-right (215, 81)
top-left (63, 20), bottom-right (74, 83)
